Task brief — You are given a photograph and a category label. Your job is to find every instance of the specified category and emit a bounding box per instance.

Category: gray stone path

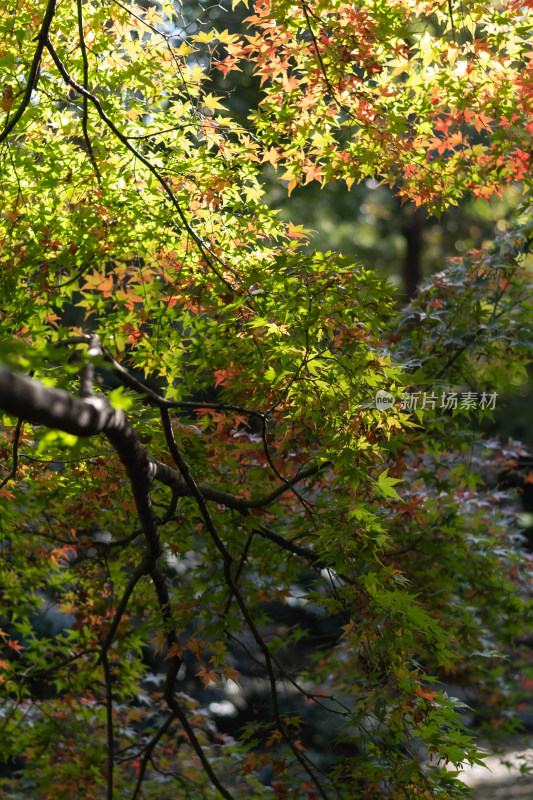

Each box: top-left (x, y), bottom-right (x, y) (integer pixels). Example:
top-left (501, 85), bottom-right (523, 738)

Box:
top-left (459, 744), bottom-right (533, 800)
top-left (472, 780), bottom-right (533, 799)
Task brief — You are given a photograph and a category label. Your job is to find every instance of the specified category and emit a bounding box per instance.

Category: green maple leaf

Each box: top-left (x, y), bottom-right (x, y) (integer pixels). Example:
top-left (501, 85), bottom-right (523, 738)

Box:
top-left (376, 468), bottom-right (402, 500)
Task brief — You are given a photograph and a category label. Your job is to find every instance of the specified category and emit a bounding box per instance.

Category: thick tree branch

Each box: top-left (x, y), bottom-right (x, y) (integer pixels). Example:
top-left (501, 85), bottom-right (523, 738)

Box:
top-left (0, 366), bottom-right (325, 517)
top-left (0, 0), bottom-right (58, 145)
top-left (0, 365), bottom-right (120, 436)
top-left (152, 456), bottom-right (324, 511)
top-left (0, 366), bottom-right (327, 793)
top-left (0, 366), bottom-right (162, 631)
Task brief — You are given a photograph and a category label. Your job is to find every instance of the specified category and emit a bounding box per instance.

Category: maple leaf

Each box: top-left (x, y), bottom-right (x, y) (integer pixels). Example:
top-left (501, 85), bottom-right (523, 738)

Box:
top-left (262, 146), bottom-right (282, 166)
top-left (202, 93), bottom-right (226, 114)
top-left (0, 2), bottom-right (530, 797)
top-left (415, 685), bottom-right (438, 703)
top-left (282, 74), bottom-right (299, 92)
top-left (376, 469), bottom-right (402, 500)
top-left (287, 222), bottom-right (310, 239)
top-left (1, 85), bottom-right (14, 113)
top-left (196, 666), bottom-right (218, 687)
top-left (81, 270), bottom-right (114, 297)
top-left (221, 665), bottom-right (240, 685)
top-left (302, 162), bottom-right (323, 185)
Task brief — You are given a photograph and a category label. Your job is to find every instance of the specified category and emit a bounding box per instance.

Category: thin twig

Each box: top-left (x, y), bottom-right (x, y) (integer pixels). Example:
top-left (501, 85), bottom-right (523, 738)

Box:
top-left (130, 712), bottom-right (176, 800)
top-left (101, 651), bottom-right (115, 799)
top-left (45, 40), bottom-right (236, 292)
top-left (102, 345), bottom-right (265, 420)
top-left (159, 408), bottom-right (331, 800)
top-left (76, 0), bottom-right (101, 182)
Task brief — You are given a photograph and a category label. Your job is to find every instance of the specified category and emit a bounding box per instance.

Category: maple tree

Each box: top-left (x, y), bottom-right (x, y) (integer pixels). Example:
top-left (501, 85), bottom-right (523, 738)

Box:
top-left (1, 0), bottom-right (533, 798)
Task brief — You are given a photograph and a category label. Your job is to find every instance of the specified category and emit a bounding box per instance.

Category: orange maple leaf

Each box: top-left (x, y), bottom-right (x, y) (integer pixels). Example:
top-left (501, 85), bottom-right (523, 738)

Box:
top-left (287, 222), bottom-right (309, 239)
top-left (196, 666), bottom-right (217, 687)
top-left (262, 146), bottom-right (282, 166)
top-left (415, 684), bottom-right (438, 703)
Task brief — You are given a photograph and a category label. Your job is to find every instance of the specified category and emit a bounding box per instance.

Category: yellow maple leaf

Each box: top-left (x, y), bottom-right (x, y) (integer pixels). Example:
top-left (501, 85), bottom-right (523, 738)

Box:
top-left (216, 29), bottom-right (239, 44)
top-left (202, 93), bottom-right (226, 115)
top-left (192, 30), bottom-right (215, 44)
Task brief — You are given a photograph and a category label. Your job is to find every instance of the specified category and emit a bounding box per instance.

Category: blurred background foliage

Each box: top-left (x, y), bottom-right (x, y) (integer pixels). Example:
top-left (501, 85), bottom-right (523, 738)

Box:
top-left (267, 180), bottom-right (525, 295)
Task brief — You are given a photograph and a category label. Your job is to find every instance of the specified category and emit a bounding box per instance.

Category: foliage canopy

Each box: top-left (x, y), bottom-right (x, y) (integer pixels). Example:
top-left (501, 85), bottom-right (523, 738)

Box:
top-left (1, 0), bottom-right (533, 798)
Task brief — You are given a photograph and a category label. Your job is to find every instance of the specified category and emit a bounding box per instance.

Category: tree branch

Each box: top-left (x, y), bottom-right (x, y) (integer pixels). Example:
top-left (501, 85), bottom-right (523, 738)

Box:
top-left (152, 456), bottom-right (325, 511)
top-left (76, 0), bottom-right (101, 182)
top-left (159, 407), bottom-right (330, 800)
top-left (101, 651), bottom-right (115, 800)
top-left (0, 0), bottom-right (58, 145)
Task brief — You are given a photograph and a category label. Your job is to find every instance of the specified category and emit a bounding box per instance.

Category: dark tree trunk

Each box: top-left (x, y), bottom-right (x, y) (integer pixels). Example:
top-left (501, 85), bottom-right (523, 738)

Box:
top-left (401, 207), bottom-right (424, 300)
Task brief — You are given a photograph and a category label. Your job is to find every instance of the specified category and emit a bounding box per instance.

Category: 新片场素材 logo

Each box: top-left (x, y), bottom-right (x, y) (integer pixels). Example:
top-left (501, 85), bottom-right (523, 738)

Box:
top-left (374, 390), bottom-right (498, 412)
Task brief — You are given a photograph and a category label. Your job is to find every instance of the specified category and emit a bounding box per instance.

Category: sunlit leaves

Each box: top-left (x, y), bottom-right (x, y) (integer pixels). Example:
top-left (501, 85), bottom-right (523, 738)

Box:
top-left (0, 1), bottom-right (531, 799)
top-left (231, 0), bottom-right (533, 211)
